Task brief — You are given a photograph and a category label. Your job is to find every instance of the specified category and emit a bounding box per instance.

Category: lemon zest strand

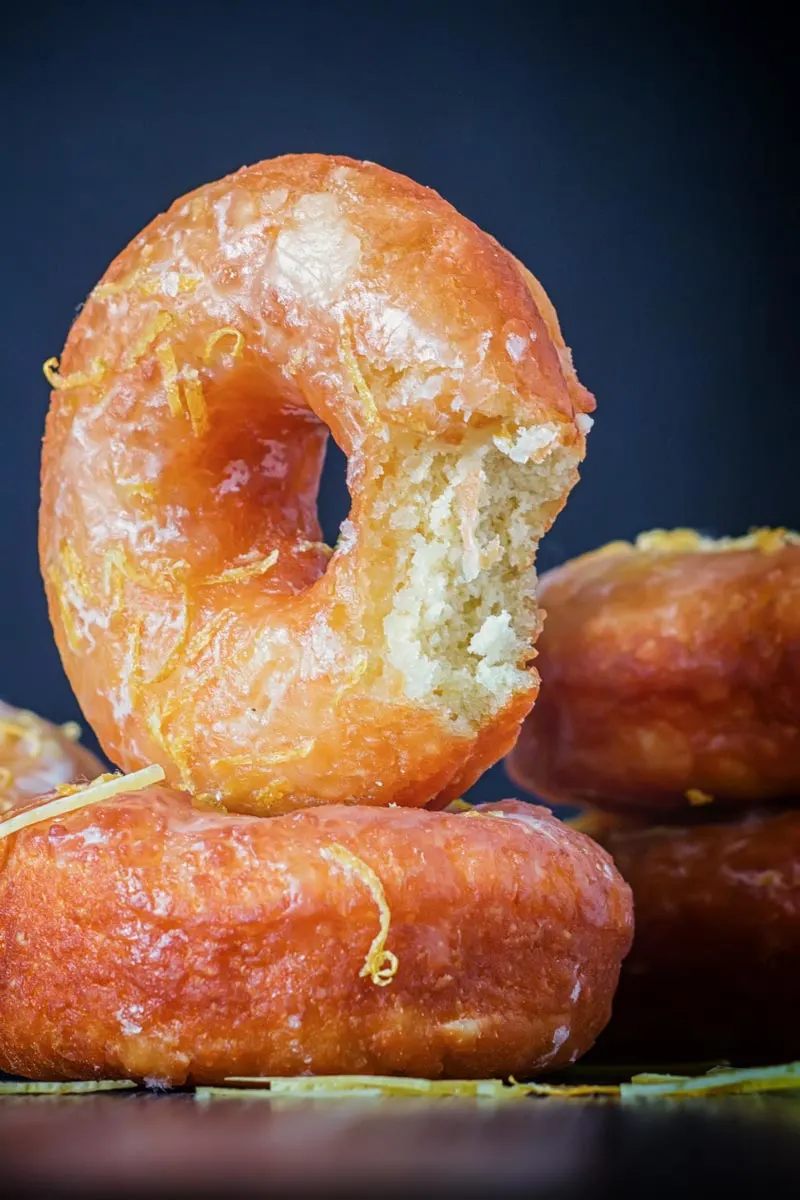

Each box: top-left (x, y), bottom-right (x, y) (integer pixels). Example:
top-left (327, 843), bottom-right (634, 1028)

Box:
top-left (339, 324), bottom-right (380, 426)
top-left (250, 779), bottom-right (293, 807)
top-left (43, 356), bottom-right (107, 391)
top-left (0, 765), bottom-right (165, 841)
top-left (203, 327), bottom-right (244, 364)
top-left (0, 1080), bottom-right (137, 1096)
top-left (121, 311), bottom-right (174, 371)
top-left (156, 342), bottom-right (183, 417)
top-left (214, 740), bottom-right (316, 772)
top-left (59, 540), bottom-right (91, 600)
top-left (686, 788), bottom-right (715, 807)
top-left (205, 549), bottom-right (279, 586)
top-left (295, 540), bottom-right (334, 556)
top-left (321, 843), bottom-right (398, 987)
top-left (144, 587), bottom-right (192, 685)
top-left (182, 371), bottom-right (209, 437)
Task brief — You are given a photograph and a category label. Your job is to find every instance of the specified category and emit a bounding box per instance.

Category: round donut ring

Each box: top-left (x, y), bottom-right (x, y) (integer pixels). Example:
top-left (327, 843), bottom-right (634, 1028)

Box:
top-left (40, 154), bottom-right (593, 815)
top-left (0, 699), bottom-right (102, 813)
top-left (574, 808), bottom-right (800, 1064)
top-left (506, 528), bottom-right (800, 815)
top-left (0, 794), bottom-right (632, 1084)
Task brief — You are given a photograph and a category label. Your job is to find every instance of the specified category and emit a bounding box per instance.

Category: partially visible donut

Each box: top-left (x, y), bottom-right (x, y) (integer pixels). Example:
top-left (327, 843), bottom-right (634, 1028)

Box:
top-left (506, 529), bottom-right (800, 815)
top-left (0, 699), bottom-right (102, 813)
top-left (578, 808), bottom-right (800, 1064)
top-left (0, 793), bottom-right (632, 1084)
top-left (40, 153), bottom-right (594, 815)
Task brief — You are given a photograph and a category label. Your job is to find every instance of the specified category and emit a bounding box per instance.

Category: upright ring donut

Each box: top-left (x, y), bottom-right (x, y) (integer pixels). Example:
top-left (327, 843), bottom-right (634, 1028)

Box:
top-left (507, 529), bottom-right (800, 814)
top-left (0, 699), bottom-right (102, 812)
top-left (41, 154), bottom-right (594, 815)
top-left (0, 793), bottom-right (632, 1084)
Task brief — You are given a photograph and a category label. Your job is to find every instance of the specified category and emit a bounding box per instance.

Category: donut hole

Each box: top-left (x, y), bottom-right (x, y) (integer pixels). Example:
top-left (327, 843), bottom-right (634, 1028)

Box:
top-left (150, 364), bottom-right (332, 592)
top-left (375, 427), bottom-right (581, 726)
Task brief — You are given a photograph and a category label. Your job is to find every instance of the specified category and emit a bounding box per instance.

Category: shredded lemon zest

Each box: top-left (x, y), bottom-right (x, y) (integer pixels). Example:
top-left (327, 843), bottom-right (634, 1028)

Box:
top-left (193, 792), bottom-right (226, 812)
top-left (0, 715), bottom-right (41, 750)
top-left (621, 1062), bottom-right (800, 1101)
top-left (182, 371), bottom-right (209, 437)
top-left (140, 273), bottom-right (201, 297)
top-left (144, 700), bottom-right (171, 756)
top-left (203, 327), bottom-right (244, 364)
top-left (295, 540), bottom-right (334, 556)
top-left (251, 778), bottom-right (293, 806)
top-left (263, 738), bottom-right (315, 766)
top-left (121, 311), bottom-right (174, 371)
top-left (333, 654), bottom-right (368, 705)
top-left (205, 549), bottom-right (279, 586)
top-left (119, 481), bottom-right (158, 502)
top-left (55, 772), bottom-right (118, 798)
top-left (686, 788), bottom-right (714, 807)
top-left (285, 346), bottom-right (307, 375)
top-left (199, 1075), bottom-right (617, 1102)
top-left (321, 843), bottom-right (398, 987)
top-left (102, 545), bottom-right (152, 612)
top-left (92, 272), bottom-right (141, 299)
top-left (260, 742), bottom-right (312, 768)
top-left (183, 611), bottom-right (233, 665)
top-left (339, 323), bottom-right (380, 426)
top-left (59, 540), bottom-right (91, 600)
top-left (0, 1080), bottom-right (137, 1096)
top-left (60, 721), bottom-right (82, 742)
top-left (0, 764), bottom-right (165, 841)
top-left (145, 588), bottom-right (192, 685)
top-left (43, 356), bottom-right (107, 392)
top-left (445, 798), bottom-right (472, 813)
top-left (156, 342), bottom-right (183, 417)
top-left (214, 739), bottom-right (316, 771)
top-left (47, 563), bottom-right (83, 653)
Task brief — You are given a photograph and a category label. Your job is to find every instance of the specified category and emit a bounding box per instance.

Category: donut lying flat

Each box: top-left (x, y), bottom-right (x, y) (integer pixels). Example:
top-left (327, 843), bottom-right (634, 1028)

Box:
top-left (0, 700), bottom-right (102, 813)
top-left (507, 529), bottom-right (800, 814)
top-left (0, 794), bottom-right (631, 1084)
top-left (575, 809), bottom-right (800, 1063)
top-left (40, 154), bottom-right (594, 815)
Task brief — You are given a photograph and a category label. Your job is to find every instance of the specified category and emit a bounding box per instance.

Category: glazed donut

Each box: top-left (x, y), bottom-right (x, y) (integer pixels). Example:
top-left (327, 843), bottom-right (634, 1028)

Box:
top-left (575, 809), bottom-right (800, 1063)
top-left (40, 154), bottom-right (593, 816)
top-left (506, 529), bottom-right (800, 814)
top-left (0, 700), bottom-right (102, 812)
top-left (0, 792), bottom-right (632, 1084)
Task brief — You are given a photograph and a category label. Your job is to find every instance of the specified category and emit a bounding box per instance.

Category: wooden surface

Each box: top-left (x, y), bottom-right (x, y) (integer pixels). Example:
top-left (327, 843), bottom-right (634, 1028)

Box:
top-left (1, 1093), bottom-right (799, 1197)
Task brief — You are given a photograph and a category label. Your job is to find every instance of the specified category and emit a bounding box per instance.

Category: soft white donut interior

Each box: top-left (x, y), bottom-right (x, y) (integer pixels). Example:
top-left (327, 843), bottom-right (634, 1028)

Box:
top-left (372, 425), bottom-right (581, 725)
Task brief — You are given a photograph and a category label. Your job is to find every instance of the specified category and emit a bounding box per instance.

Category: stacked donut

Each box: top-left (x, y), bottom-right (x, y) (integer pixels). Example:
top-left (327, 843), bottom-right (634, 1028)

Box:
top-left (0, 155), bottom-right (633, 1085)
top-left (508, 528), bottom-right (800, 1063)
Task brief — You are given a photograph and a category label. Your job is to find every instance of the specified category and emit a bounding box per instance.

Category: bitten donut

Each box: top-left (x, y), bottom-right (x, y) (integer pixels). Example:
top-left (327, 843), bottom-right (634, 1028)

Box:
top-left (574, 809), bottom-right (800, 1064)
top-left (40, 154), bottom-right (594, 816)
top-left (0, 700), bottom-right (102, 813)
top-left (506, 529), bottom-right (800, 814)
top-left (0, 792), bottom-right (632, 1084)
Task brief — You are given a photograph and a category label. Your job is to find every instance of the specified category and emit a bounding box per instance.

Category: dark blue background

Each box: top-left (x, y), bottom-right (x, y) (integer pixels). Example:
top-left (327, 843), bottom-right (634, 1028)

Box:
top-left (1, 2), bottom-right (795, 801)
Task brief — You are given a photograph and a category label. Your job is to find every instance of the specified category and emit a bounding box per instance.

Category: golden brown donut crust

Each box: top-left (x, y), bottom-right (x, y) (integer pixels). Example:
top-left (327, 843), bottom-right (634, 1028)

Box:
top-left (41, 153), bottom-right (594, 815)
top-left (0, 700), bottom-right (103, 813)
top-left (507, 529), bottom-right (800, 814)
top-left (0, 795), bottom-right (631, 1084)
top-left (581, 808), bottom-right (800, 1063)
